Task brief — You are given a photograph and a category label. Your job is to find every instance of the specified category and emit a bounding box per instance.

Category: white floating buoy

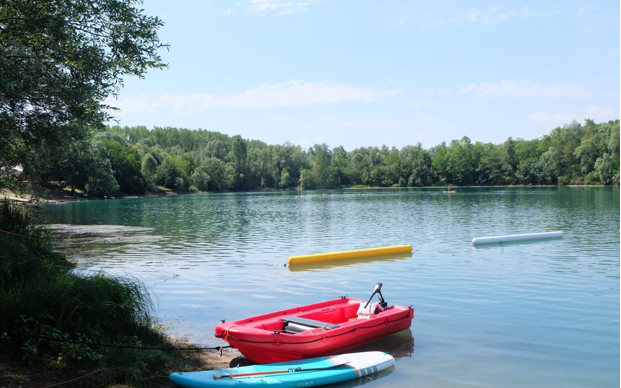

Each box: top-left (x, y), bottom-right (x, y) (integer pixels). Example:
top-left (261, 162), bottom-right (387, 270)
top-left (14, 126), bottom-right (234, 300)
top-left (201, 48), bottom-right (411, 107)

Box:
top-left (472, 231), bottom-right (563, 245)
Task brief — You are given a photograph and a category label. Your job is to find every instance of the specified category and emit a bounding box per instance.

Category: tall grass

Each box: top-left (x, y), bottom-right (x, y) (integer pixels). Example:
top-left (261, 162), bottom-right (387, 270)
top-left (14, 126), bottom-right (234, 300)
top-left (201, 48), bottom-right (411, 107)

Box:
top-left (0, 199), bottom-right (202, 386)
top-left (0, 199), bottom-right (54, 252)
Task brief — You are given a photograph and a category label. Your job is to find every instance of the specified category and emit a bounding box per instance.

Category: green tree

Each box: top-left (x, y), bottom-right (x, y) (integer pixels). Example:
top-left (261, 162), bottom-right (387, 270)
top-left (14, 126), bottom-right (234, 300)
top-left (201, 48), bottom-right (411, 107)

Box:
top-left (330, 146), bottom-right (350, 186)
top-left (430, 143), bottom-right (449, 183)
top-left (310, 144), bottom-right (331, 187)
top-left (205, 139), bottom-right (228, 159)
top-left (174, 177), bottom-right (186, 193)
top-left (63, 139), bottom-right (116, 195)
top-left (19, 134), bottom-right (121, 197)
top-left (474, 142), bottom-right (503, 184)
top-left (84, 141), bottom-right (120, 197)
top-left (594, 154), bottom-right (616, 184)
top-left (0, 0), bottom-right (166, 184)
top-left (31, 119), bottom-right (619, 193)
top-left (230, 135), bottom-right (248, 190)
top-left (400, 144), bottom-right (433, 186)
top-left (141, 153), bottom-right (158, 189)
top-left (501, 137), bottom-right (517, 183)
top-left (280, 168), bottom-right (291, 189)
top-left (203, 157), bottom-right (228, 191)
top-left (444, 137), bottom-right (476, 184)
top-left (299, 169), bottom-right (314, 189)
top-left (101, 136), bottom-right (146, 194)
top-left (156, 157), bottom-right (186, 190)
top-left (383, 146), bottom-right (401, 186)
top-left (190, 167), bottom-right (210, 191)
top-left (545, 121), bottom-right (583, 183)
top-left (514, 139), bottom-right (543, 183)
top-left (280, 142), bottom-right (307, 188)
top-left (537, 147), bottom-right (560, 184)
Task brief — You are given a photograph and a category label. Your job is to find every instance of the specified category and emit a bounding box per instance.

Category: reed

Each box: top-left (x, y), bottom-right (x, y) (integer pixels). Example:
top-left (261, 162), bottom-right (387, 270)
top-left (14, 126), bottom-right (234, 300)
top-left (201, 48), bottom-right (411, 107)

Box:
top-left (0, 200), bottom-right (202, 386)
top-left (0, 199), bottom-right (54, 252)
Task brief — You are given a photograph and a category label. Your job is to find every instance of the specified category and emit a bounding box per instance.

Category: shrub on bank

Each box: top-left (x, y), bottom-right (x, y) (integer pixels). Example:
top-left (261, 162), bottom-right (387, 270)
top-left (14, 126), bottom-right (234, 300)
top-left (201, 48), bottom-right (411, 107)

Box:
top-left (0, 200), bottom-right (202, 386)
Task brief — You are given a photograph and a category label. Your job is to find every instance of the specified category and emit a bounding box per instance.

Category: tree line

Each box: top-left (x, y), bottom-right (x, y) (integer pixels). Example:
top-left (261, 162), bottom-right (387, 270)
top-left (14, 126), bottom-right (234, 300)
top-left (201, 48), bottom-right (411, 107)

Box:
top-left (20, 119), bottom-right (620, 197)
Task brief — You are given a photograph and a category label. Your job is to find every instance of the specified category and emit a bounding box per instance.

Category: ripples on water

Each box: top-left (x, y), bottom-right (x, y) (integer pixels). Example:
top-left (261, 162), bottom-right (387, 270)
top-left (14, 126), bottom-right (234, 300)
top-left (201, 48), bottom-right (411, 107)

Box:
top-left (45, 188), bottom-right (620, 388)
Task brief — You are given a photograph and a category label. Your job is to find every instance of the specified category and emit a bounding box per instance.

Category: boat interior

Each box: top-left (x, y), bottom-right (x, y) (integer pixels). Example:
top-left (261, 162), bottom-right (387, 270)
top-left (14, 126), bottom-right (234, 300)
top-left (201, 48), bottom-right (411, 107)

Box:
top-left (242, 298), bottom-right (395, 335)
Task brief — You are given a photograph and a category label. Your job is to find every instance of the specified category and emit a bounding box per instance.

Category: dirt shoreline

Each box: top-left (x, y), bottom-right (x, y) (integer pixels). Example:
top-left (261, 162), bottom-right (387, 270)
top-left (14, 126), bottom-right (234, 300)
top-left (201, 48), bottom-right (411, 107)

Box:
top-left (0, 349), bottom-right (239, 388)
top-left (0, 185), bottom-right (177, 205)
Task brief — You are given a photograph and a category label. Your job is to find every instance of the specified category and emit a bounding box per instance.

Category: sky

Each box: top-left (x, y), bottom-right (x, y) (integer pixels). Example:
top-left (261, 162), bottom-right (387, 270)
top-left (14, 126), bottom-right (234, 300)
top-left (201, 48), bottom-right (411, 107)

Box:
top-left (107, 0), bottom-right (620, 151)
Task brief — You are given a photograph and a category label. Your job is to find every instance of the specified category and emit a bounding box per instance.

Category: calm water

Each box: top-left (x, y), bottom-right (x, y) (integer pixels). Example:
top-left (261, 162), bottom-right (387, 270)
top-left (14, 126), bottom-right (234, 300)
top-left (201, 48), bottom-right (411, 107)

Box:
top-left (45, 188), bottom-right (620, 388)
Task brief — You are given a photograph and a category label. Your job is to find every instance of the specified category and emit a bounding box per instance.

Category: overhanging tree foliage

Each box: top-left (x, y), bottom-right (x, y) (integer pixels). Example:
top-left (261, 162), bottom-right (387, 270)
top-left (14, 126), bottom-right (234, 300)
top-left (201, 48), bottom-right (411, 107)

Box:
top-left (0, 0), bottom-right (167, 185)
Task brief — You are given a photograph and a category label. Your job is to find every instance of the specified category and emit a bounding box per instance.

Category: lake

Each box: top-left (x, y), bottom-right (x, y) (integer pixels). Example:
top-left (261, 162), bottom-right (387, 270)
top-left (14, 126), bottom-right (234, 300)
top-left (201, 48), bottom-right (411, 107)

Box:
top-left (45, 187), bottom-right (620, 388)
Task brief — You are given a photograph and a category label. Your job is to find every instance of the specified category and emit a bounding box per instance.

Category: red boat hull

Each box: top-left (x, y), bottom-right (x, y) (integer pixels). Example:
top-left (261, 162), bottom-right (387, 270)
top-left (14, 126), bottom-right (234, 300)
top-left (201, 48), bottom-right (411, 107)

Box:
top-left (215, 297), bottom-right (414, 363)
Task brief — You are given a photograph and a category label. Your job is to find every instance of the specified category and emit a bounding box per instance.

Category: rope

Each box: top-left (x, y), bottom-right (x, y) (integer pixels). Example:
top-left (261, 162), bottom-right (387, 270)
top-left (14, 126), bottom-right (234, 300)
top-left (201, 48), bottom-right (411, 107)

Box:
top-left (18, 333), bottom-right (232, 352)
top-left (221, 324), bottom-right (241, 356)
top-left (38, 368), bottom-right (107, 388)
top-left (0, 228), bottom-right (31, 239)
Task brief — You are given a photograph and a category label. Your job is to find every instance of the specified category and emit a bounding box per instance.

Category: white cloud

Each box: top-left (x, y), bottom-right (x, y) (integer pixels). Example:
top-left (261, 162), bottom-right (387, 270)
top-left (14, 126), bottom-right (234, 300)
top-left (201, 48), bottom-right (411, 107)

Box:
top-left (528, 112), bottom-right (578, 128)
top-left (460, 6), bottom-right (518, 25)
top-left (420, 5), bottom-right (601, 29)
top-left (293, 117), bottom-right (402, 150)
top-left (301, 115), bottom-right (399, 130)
top-left (247, 0), bottom-right (319, 16)
top-left (421, 6), bottom-right (520, 29)
top-left (455, 79), bottom-right (602, 99)
top-left (582, 104), bottom-right (618, 119)
top-left (396, 15), bottom-right (410, 26)
top-left (528, 105), bottom-right (619, 128)
top-left (110, 81), bottom-right (402, 114)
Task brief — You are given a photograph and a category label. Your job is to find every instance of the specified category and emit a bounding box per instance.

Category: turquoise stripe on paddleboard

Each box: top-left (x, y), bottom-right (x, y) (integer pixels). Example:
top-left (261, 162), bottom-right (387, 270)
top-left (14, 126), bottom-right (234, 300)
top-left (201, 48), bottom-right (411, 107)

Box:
top-left (169, 366), bottom-right (358, 388)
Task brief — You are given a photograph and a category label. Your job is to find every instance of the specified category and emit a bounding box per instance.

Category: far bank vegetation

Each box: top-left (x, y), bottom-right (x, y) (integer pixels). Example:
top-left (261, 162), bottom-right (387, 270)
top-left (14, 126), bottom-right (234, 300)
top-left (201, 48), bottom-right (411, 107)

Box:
top-left (8, 119), bottom-right (620, 198)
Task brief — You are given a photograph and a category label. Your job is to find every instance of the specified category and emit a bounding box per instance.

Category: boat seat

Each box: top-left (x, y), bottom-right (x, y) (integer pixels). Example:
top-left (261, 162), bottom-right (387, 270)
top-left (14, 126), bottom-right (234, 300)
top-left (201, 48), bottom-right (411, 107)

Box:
top-left (282, 317), bottom-right (339, 333)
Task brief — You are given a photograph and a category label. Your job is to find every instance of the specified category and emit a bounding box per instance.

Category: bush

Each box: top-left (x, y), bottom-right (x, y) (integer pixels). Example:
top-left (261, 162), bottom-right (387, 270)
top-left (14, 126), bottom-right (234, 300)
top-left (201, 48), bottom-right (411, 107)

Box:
top-left (0, 199), bottom-right (202, 386)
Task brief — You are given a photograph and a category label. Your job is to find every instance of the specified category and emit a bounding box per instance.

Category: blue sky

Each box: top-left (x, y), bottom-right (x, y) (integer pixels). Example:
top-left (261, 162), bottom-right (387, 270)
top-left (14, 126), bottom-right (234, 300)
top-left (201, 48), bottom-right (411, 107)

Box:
top-left (108, 0), bottom-right (620, 151)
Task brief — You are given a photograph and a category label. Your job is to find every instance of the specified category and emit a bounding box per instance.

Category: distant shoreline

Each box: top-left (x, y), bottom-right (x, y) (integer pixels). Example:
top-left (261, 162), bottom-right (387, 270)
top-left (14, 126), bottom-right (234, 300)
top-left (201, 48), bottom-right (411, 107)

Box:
top-left (1, 183), bottom-right (615, 205)
top-left (345, 184), bottom-right (612, 189)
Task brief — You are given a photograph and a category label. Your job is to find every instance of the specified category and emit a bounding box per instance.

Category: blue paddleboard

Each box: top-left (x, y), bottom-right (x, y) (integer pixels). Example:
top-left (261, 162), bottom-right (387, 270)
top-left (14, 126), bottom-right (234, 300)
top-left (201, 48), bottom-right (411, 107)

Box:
top-left (169, 351), bottom-right (395, 388)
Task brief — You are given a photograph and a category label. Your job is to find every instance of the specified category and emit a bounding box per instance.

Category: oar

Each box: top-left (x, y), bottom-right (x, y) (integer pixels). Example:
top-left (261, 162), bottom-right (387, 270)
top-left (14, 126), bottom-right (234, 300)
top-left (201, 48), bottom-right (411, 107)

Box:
top-left (213, 361), bottom-right (350, 379)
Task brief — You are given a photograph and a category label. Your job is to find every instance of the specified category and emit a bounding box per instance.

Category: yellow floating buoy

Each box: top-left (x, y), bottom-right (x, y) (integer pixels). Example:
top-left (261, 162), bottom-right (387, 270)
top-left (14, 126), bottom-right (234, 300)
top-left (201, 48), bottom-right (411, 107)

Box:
top-left (287, 244), bottom-right (413, 266)
top-left (287, 251), bottom-right (412, 272)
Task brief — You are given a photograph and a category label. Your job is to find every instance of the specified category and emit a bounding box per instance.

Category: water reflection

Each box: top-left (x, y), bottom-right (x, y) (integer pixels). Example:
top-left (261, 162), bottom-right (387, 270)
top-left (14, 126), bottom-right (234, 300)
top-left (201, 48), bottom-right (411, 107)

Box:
top-left (43, 188), bottom-right (620, 388)
top-left (351, 329), bottom-right (414, 359)
top-left (330, 365), bottom-right (395, 388)
top-left (471, 236), bottom-right (565, 250)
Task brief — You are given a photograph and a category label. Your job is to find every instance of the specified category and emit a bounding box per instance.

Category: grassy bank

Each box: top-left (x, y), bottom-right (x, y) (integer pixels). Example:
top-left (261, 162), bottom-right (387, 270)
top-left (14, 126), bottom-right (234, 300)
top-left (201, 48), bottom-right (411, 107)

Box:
top-left (0, 199), bottom-right (209, 387)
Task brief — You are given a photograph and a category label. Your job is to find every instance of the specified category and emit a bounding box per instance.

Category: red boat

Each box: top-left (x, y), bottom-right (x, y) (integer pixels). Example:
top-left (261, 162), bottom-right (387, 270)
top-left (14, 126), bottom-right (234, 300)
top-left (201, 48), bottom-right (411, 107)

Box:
top-left (215, 283), bottom-right (414, 363)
